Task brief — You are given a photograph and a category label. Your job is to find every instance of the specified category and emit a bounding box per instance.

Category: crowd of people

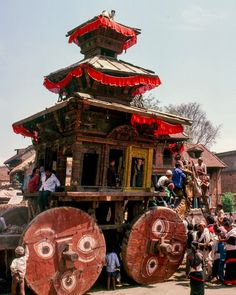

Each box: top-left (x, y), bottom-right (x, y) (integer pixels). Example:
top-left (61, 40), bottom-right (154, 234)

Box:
top-left (151, 155), bottom-right (210, 210)
top-left (185, 209), bottom-right (236, 295)
top-left (9, 157), bottom-right (235, 295)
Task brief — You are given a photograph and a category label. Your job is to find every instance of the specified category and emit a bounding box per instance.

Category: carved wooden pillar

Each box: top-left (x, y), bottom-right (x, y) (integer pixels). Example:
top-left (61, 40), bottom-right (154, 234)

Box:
top-left (71, 142), bottom-right (82, 188)
top-left (101, 144), bottom-right (108, 187)
top-left (56, 144), bottom-right (66, 186)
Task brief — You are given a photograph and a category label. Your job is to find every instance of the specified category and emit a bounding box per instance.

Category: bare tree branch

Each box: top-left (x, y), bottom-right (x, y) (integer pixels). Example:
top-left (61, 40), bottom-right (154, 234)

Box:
top-left (164, 102), bottom-right (221, 147)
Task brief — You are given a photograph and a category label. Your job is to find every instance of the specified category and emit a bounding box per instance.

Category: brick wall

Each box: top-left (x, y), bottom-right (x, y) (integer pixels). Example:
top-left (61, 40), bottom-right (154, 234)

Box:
top-left (209, 170), bottom-right (222, 207)
top-left (216, 151), bottom-right (236, 207)
top-left (221, 171), bottom-right (236, 194)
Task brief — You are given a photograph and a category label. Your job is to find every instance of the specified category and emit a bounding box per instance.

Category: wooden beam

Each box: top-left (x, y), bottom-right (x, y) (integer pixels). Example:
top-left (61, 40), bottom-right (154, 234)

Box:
top-left (84, 71), bottom-right (91, 89)
top-left (53, 111), bottom-right (63, 133)
top-left (0, 234), bottom-right (21, 250)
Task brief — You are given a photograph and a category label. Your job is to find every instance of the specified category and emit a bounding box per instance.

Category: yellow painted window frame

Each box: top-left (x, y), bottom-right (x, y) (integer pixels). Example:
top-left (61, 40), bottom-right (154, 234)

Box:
top-left (124, 146), bottom-right (153, 191)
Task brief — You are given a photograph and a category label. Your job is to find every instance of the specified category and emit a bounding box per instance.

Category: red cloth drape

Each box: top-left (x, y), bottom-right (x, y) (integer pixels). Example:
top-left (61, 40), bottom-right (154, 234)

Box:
top-left (43, 64), bottom-right (161, 95)
top-left (131, 114), bottom-right (156, 125)
top-left (169, 143), bottom-right (185, 154)
top-left (131, 114), bottom-right (184, 136)
top-left (154, 119), bottom-right (184, 136)
top-left (68, 16), bottom-right (137, 51)
top-left (12, 124), bottom-right (38, 143)
top-left (131, 84), bottom-right (157, 96)
top-left (86, 65), bottom-right (161, 87)
top-left (43, 67), bottom-right (83, 94)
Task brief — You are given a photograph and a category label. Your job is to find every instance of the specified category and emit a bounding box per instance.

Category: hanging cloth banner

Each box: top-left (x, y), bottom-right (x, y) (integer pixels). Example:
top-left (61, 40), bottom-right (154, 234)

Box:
top-left (154, 119), bottom-right (184, 136)
top-left (86, 65), bottom-right (161, 88)
top-left (169, 143), bottom-right (185, 154)
top-left (43, 67), bottom-right (83, 94)
top-left (12, 124), bottom-right (38, 143)
top-left (131, 114), bottom-right (156, 125)
top-left (68, 15), bottom-right (137, 51)
top-left (131, 84), bottom-right (157, 96)
top-left (43, 64), bottom-right (161, 95)
top-left (131, 114), bottom-right (184, 136)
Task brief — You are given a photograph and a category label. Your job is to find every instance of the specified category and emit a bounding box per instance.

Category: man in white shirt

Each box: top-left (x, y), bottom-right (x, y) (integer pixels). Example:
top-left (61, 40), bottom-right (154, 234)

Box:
top-left (38, 168), bottom-right (60, 212)
top-left (157, 170), bottom-right (172, 188)
top-left (195, 221), bottom-right (213, 280)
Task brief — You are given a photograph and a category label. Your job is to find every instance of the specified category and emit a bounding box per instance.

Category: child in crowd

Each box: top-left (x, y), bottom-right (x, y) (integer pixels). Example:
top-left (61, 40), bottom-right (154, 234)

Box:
top-left (10, 246), bottom-right (29, 295)
top-left (105, 248), bottom-right (120, 290)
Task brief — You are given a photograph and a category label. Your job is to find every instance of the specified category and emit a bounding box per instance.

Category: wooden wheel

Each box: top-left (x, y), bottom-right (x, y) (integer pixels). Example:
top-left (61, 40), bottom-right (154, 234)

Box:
top-left (122, 207), bottom-right (187, 284)
top-left (22, 207), bottom-right (106, 295)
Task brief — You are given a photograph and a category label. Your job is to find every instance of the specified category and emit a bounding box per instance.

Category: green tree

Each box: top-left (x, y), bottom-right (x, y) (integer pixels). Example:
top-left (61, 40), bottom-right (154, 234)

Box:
top-left (222, 192), bottom-right (234, 213)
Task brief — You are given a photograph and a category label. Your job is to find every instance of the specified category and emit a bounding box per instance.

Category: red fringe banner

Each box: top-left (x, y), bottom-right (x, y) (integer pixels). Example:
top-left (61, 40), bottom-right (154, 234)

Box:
top-left (43, 67), bottom-right (83, 94)
top-left (154, 119), bottom-right (184, 136)
top-left (68, 16), bottom-right (137, 51)
top-left (86, 65), bottom-right (161, 88)
top-left (169, 143), bottom-right (185, 154)
top-left (43, 64), bottom-right (161, 94)
top-left (12, 124), bottom-right (38, 143)
top-left (131, 114), bottom-right (184, 136)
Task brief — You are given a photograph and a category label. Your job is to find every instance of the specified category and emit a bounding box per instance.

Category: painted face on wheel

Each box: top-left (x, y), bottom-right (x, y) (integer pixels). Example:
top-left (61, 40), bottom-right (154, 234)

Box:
top-left (76, 234), bottom-right (97, 263)
top-left (151, 216), bottom-right (185, 263)
top-left (32, 227), bottom-right (56, 260)
top-left (126, 208), bottom-right (187, 283)
top-left (22, 208), bottom-right (106, 295)
top-left (152, 218), bottom-right (169, 239)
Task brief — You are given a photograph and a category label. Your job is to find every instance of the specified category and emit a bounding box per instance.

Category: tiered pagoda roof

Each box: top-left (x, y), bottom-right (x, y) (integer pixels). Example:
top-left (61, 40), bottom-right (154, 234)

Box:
top-left (66, 14), bottom-right (141, 55)
top-left (43, 13), bottom-right (161, 104)
top-left (13, 12), bottom-right (192, 142)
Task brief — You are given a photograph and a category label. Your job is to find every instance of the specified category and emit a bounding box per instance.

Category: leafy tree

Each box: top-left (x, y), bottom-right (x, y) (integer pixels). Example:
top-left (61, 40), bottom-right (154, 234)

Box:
top-left (222, 192), bottom-right (234, 213)
top-left (164, 102), bottom-right (221, 147)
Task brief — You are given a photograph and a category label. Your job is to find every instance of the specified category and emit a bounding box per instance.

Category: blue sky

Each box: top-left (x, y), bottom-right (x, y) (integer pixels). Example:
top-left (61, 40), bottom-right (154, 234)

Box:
top-left (0, 0), bottom-right (236, 164)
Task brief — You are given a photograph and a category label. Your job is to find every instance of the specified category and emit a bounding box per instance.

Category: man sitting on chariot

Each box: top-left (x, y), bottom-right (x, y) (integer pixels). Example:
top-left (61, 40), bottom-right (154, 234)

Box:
top-left (172, 161), bottom-right (187, 206)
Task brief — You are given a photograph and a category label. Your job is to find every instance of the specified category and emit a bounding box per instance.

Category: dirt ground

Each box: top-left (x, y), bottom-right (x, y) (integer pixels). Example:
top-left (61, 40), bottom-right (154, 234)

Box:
top-left (87, 279), bottom-right (236, 295)
top-left (1, 269), bottom-right (236, 295)
top-left (88, 282), bottom-right (236, 295)
top-left (86, 267), bottom-right (236, 295)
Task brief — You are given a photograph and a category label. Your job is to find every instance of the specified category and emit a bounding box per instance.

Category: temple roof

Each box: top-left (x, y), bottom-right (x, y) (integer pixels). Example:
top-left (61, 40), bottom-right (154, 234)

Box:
top-left (45, 55), bottom-right (155, 81)
top-left (13, 93), bottom-right (192, 128)
top-left (66, 14), bottom-right (141, 53)
top-left (66, 15), bottom-right (141, 38)
top-left (43, 55), bottom-right (161, 96)
top-left (183, 144), bottom-right (226, 168)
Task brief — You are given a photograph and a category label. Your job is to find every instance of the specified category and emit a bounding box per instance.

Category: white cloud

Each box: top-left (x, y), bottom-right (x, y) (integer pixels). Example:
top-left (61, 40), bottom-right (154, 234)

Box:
top-left (180, 5), bottom-right (228, 31)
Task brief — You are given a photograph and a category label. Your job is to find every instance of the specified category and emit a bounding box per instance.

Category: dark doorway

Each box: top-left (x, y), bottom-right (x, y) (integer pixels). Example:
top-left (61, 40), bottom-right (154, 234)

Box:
top-left (107, 149), bottom-right (123, 187)
top-left (81, 153), bottom-right (98, 186)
